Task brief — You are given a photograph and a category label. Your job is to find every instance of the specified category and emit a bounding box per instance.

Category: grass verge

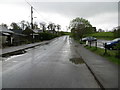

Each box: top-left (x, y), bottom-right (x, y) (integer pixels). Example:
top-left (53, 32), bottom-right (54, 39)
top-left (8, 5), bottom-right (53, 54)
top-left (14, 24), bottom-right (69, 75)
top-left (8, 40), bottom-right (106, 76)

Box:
top-left (85, 46), bottom-right (120, 65)
top-left (87, 32), bottom-right (114, 40)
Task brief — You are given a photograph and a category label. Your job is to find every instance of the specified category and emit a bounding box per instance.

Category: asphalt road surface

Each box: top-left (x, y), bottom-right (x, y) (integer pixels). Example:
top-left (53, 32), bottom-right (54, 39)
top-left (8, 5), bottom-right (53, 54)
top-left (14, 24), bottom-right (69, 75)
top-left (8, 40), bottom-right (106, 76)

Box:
top-left (2, 36), bottom-right (100, 88)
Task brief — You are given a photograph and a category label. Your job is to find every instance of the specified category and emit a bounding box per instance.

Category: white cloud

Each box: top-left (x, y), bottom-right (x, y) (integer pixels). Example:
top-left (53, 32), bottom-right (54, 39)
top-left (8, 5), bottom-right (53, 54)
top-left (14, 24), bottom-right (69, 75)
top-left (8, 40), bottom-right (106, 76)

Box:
top-left (0, 1), bottom-right (118, 31)
top-left (0, 2), bottom-right (30, 25)
top-left (34, 12), bottom-right (70, 31)
top-left (1, 0), bottom-right (119, 2)
top-left (88, 12), bottom-right (118, 30)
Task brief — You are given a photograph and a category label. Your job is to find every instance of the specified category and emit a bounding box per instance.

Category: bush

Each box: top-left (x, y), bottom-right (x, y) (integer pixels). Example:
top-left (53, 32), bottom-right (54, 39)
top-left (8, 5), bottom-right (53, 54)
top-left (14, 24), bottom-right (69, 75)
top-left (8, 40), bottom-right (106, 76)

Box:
top-left (114, 43), bottom-right (120, 58)
top-left (38, 32), bottom-right (59, 41)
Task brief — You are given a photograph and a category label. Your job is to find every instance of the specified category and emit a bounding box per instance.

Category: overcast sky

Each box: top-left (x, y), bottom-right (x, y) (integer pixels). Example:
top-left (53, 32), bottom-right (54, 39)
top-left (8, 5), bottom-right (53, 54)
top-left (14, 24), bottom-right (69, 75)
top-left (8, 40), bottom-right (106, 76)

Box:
top-left (0, 0), bottom-right (119, 31)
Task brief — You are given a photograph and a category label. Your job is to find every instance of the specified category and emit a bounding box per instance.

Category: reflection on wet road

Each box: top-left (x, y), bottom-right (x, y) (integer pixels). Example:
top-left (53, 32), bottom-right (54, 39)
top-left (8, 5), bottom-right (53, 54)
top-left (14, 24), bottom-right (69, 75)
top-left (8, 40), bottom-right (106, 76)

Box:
top-left (2, 36), bottom-right (100, 88)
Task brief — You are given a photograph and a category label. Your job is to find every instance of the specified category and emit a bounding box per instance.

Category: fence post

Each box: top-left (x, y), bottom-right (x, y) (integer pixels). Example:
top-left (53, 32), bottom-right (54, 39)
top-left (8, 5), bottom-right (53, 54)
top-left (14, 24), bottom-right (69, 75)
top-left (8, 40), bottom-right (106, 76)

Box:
top-left (104, 43), bottom-right (107, 55)
top-left (95, 40), bottom-right (97, 49)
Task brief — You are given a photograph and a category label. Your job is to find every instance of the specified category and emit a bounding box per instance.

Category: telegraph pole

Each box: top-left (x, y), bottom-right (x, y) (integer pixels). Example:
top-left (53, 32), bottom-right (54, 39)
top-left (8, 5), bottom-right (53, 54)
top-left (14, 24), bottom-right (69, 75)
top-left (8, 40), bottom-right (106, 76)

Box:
top-left (31, 6), bottom-right (33, 29)
top-left (31, 6), bottom-right (34, 42)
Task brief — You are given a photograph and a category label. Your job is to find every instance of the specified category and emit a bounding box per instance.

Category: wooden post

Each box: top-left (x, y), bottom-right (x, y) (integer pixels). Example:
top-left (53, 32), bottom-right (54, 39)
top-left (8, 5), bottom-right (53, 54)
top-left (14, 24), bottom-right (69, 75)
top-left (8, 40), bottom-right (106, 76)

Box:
top-left (95, 40), bottom-right (97, 49)
top-left (104, 43), bottom-right (107, 55)
top-left (31, 6), bottom-right (34, 43)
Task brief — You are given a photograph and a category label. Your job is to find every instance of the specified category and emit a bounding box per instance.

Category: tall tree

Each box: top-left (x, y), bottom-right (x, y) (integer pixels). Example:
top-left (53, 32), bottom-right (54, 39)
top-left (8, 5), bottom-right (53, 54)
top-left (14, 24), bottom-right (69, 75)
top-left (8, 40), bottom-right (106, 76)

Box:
top-left (98, 28), bottom-right (105, 32)
top-left (20, 20), bottom-right (26, 30)
top-left (10, 22), bottom-right (21, 30)
top-left (47, 23), bottom-right (54, 31)
top-left (33, 22), bottom-right (38, 29)
top-left (26, 21), bottom-right (31, 28)
top-left (0, 23), bottom-right (8, 28)
top-left (22, 27), bottom-right (34, 35)
top-left (53, 24), bottom-right (56, 32)
top-left (40, 22), bottom-right (46, 32)
top-left (113, 26), bottom-right (120, 38)
top-left (70, 17), bottom-right (92, 40)
top-left (56, 24), bottom-right (61, 31)
top-left (47, 23), bottom-right (56, 34)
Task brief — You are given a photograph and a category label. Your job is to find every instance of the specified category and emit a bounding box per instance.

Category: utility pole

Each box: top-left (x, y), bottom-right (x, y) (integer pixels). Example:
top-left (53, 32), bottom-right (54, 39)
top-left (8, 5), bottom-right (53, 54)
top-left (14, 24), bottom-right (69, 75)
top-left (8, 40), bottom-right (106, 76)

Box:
top-left (31, 6), bottom-right (33, 29)
top-left (31, 6), bottom-right (34, 42)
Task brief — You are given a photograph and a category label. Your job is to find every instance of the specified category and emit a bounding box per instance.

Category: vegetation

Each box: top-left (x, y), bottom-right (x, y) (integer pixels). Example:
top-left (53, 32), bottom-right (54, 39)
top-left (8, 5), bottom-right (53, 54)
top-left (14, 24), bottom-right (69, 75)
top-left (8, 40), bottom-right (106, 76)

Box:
top-left (85, 46), bottom-right (120, 65)
top-left (10, 22), bottom-right (21, 30)
top-left (0, 20), bottom-right (64, 48)
top-left (40, 22), bottom-right (46, 32)
top-left (87, 32), bottom-right (114, 40)
top-left (0, 23), bottom-right (8, 28)
top-left (87, 27), bottom-right (120, 40)
top-left (59, 31), bottom-right (71, 36)
top-left (38, 32), bottom-right (59, 41)
top-left (47, 23), bottom-right (56, 34)
top-left (69, 17), bottom-right (96, 40)
top-left (113, 27), bottom-right (120, 38)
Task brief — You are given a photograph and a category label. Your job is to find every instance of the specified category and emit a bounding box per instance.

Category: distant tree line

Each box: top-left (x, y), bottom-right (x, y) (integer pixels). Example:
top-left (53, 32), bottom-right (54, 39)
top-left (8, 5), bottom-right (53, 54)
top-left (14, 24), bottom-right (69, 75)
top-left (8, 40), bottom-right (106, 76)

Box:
top-left (1, 20), bottom-right (61, 33)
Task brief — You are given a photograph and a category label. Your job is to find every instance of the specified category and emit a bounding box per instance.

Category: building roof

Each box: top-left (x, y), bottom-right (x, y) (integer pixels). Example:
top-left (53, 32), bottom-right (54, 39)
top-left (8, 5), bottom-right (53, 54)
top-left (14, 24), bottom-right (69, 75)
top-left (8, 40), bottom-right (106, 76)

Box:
top-left (0, 26), bottom-right (14, 34)
top-left (10, 29), bottom-right (22, 34)
top-left (33, 29), bottom-right (43, 33)
top-left (10, 29), bottom-right (26, 36)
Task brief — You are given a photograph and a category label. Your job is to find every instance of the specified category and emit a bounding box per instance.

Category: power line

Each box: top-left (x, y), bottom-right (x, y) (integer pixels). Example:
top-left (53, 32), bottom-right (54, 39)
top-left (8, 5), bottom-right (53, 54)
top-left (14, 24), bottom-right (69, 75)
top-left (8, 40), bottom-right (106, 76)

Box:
top-left (32, 7), bottom-right (50, 23)
top-left (25, 0), bottom-right (52, 24)
top-left (25, 0), bottom-right (32, 7)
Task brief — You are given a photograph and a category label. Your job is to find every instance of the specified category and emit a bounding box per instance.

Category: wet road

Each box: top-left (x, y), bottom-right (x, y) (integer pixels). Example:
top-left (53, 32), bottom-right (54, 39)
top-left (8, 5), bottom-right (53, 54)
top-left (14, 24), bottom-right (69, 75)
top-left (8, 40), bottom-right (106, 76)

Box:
top-left (2, 36), bottom-right (100, 88)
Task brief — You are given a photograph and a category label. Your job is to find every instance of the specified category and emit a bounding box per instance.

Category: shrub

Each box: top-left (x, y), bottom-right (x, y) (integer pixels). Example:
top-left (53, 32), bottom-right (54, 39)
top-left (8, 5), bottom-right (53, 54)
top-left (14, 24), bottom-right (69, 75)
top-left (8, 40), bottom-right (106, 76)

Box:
top-left (38, 32), bottom-right (58, 41)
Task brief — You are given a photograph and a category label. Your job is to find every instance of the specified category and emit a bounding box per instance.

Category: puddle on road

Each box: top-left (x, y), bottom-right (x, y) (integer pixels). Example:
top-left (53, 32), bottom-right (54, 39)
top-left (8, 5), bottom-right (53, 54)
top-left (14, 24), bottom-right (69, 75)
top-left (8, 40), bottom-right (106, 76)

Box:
top-left (69, 57), bottom-right (85, 64)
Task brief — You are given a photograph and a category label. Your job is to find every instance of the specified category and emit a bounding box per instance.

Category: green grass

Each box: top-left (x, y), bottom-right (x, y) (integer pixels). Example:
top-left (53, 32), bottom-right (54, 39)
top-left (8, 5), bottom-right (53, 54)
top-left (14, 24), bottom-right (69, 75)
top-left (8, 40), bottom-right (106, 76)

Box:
top-left (87, 32), bottom-right (114, 40)
top-left (85, 46), bottom-right (120, 65)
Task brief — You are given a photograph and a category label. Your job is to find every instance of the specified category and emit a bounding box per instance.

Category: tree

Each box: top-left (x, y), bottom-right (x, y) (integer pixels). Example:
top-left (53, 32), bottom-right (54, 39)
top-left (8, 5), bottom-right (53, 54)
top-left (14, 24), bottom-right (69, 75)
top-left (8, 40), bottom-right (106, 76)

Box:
top-left (47, 23), bottom-right (56, 34)
top-left (26, 21), bottom-right (31, 28)
top-left (10, 22), bottom-right (21, 29)
top-left (0, 23), bottom-right (8, 29)
top-left (69, 17), bottom-right (92, 40)
top-left (22, 27), bottom-right (34, 35)
top-left (53, 24), bottom-right (56, 32)
top-left (113, 26), bottom-right (120, 38)
top-left (98, 28), bottom-right (105, 32)
top-left (47, 23), bottom-right (54, 31)
top-left (40, 22), bottom-right (46, 32)
top-left (70, 17), bottom-right (92, 29)
top-left (20, 20), bottom-right (26, 30)
top-left (56, 24), bottom-right (61, 31)
top-left (33, 22), bottom-right (38, 29)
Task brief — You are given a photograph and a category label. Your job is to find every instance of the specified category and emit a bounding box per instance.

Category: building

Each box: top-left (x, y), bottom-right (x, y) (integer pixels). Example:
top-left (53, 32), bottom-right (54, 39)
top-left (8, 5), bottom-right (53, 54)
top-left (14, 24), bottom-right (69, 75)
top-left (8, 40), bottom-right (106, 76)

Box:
top-left (10, 29), bottom-right (26, 45)
top-left (33, 29), bottom-right (43, 33)
top-left (0, 25), bottom-right (14, 46)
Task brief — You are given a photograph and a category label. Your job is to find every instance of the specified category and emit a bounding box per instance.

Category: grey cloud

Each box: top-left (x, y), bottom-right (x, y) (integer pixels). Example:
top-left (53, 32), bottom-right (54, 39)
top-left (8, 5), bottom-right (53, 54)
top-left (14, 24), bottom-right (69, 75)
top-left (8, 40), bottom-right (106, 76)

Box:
top-left (31, 2), bottom-right (118, 18)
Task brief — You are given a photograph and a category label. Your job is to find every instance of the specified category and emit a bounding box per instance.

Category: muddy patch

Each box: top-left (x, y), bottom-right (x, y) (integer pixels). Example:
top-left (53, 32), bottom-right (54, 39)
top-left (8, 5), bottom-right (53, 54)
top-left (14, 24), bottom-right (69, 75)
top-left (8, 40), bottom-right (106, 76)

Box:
top-left (69, 57), bottom-right (84, 64)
